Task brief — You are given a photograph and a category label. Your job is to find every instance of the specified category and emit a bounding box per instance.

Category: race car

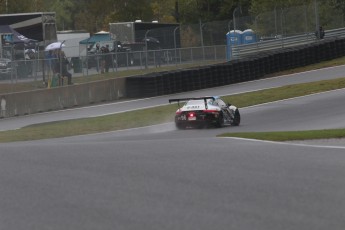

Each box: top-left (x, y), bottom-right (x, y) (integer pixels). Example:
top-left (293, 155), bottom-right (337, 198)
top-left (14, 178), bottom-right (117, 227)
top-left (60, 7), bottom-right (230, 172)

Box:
top-left (169, 96), bottom-right (240, 129)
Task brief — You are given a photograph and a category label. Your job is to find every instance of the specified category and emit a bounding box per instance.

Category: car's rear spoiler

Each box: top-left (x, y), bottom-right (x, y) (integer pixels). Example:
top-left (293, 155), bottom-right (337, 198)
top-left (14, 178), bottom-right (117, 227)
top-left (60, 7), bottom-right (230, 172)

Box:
top-left (169, 97), bottom-right (215, 103)
top-left (169, 97), bottom-right (215, 109)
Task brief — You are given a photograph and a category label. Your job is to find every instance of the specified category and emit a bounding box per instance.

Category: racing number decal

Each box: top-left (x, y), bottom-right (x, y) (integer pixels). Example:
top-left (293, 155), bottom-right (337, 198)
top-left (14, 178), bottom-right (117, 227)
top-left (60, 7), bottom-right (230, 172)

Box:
top-left (178, 115), bottom-right (187, 120)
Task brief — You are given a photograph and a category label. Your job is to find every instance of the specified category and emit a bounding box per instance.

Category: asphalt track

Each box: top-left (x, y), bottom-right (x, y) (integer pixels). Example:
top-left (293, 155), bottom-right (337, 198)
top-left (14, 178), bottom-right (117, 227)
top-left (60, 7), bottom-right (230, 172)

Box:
top-left (1, 65), bottom-right (345, 230)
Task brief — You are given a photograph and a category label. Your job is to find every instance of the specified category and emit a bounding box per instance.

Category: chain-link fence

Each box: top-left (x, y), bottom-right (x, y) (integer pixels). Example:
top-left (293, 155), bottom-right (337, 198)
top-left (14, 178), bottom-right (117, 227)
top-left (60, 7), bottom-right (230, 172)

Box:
top-left (252, 3), bottom-right (344, 39)
top-left (1, 2), bottom-right (345, 92)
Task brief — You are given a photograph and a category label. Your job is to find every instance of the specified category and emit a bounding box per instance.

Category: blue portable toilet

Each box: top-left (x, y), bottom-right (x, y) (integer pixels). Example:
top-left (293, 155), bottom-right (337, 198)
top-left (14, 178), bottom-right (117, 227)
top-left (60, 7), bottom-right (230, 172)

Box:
top-left (228, 30), bottom-right (242, 45)
top-left (242, 29), bottom-right (256, 44)
top-left (226, 30), bottom-right (242, 60)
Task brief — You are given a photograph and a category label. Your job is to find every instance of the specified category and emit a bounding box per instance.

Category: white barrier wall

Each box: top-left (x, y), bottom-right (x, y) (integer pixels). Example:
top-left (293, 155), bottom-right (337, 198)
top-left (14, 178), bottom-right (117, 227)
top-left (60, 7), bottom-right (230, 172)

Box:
top-left (0, 77), bottom-right (126, 118)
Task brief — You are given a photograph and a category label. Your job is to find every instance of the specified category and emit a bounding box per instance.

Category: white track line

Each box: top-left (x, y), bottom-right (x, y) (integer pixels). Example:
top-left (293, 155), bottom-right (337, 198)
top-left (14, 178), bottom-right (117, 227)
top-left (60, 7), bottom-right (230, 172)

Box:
top-left (220, 137), bottom-right (345, 149)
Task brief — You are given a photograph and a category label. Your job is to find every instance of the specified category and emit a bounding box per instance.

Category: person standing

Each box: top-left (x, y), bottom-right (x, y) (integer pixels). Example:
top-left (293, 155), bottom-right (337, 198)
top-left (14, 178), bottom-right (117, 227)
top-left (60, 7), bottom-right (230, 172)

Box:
top-left (54, 49), bottom-right (72, 85)
top-left (315, 26), bottom-right (325, 39)
top-left (104, 44), bottom-right (111, 73)
top-left (46, 50), bottom-right (55, 74)
top-left (95, 43), bottom-right (101, 72)
top-left (100, 46), bottom-right (106, 73)
top-left (319, 26), bottom-right (325, 39)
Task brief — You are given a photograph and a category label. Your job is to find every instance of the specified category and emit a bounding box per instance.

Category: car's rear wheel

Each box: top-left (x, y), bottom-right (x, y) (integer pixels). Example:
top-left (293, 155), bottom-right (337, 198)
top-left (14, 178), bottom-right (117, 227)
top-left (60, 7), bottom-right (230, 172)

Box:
top-left (231, 109), bottom-right (241, 126)
top-left (215, 112), bottom-right (224, 128)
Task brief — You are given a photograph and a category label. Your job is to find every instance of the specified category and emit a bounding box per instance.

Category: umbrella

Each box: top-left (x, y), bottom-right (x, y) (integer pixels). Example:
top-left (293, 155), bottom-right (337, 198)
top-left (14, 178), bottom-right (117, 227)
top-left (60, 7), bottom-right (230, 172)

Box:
top-left (45, 41), bottom-right (65, 51)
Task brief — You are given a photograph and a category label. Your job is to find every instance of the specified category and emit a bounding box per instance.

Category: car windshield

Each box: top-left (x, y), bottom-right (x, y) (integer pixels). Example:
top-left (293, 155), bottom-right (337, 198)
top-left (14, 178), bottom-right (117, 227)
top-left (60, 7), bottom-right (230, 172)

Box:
top-left (185, 99), bottom-right (215, 106)
top-left (207, 99), bottom-right (216, 105)
top-left (185, 100), bottom-right (205, 106)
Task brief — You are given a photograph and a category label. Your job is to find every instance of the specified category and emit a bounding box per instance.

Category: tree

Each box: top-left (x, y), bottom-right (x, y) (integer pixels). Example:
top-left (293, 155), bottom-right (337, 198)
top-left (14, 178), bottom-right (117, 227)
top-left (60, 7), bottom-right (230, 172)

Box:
top-left (330, 0), bottom-right (345, 14)
top-left (319, 0), bottom-right (344, 29)
top-left (176, 0), bottom-right (251, 23)
top-left (48, 0), bottom-right (75, 31)
top-left (151, 0), bottom-right (176, 23)
top-left (248, 0), bottom-right (345, 37)
top-left (0, 0), bottom-right (36, 13)
top-left (105, 0), bottom-right (153, 23)
top-left (72, 0), bottom-right (109, 32)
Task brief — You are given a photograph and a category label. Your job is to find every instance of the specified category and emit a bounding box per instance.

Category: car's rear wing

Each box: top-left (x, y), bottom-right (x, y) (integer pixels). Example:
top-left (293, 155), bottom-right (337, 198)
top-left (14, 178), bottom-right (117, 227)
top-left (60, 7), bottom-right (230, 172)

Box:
top-left (168, 96), bottom-right (215, 103)
top-left (169, 96), bottom-right (215, 109)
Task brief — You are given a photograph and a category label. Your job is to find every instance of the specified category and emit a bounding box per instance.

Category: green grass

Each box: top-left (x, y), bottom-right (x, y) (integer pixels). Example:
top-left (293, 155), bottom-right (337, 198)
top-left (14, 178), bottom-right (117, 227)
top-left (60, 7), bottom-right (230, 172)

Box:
top-left (1, 76), bottom-right (345, 142)
top-left (218, 129), bottom-right (345, 141)
top-left (220, 77), bottom-right (345, 107)
top-left (0, 105), bottom-right (178, 142)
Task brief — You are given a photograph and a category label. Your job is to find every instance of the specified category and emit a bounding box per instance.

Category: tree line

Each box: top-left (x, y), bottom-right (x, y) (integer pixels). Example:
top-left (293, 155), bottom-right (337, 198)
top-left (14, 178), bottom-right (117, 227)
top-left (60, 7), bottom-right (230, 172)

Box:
top-left (0, 0), bottom-right (343, 34)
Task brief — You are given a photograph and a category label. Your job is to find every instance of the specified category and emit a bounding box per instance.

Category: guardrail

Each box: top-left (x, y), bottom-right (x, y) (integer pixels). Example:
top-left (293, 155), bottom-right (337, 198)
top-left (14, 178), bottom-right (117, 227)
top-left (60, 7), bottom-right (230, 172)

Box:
top-left (231, 27), bottom-right (345, 59)
top-left (126, 36), bottom-right (345, 98)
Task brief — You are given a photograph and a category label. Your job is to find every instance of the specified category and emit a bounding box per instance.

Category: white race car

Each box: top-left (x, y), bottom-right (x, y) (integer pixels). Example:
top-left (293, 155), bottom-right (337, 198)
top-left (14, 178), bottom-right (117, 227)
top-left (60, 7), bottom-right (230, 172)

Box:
top-left (169, 96), bottom-right (240, 129)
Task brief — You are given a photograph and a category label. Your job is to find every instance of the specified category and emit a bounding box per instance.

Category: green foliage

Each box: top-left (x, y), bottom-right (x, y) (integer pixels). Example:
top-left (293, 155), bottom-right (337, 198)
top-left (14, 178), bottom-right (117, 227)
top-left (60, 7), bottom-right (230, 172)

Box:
top-left (0, 0), bottom-right (38, 13)
top-left (178, 0), bottom-right (246, 23)
top-left (50, 0), bottom-right (75, 30)
top-left (329, 0), bottom-right (345, 14)
top-left (151, 0), bottom-right (176, 22)
top-left (0, 0), bottom-right (343, 35)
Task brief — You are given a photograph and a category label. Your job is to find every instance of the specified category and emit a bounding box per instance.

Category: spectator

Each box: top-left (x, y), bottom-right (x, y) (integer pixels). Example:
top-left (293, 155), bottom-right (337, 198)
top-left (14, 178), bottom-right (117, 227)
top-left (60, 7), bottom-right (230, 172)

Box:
top-left (54, 49), bottom-right (72, 85)
top-left (104, 44), bottom-right (112, 73)
top-left (95, 43), bottom-right (101, 72)
top-left (25, 49), bottom-right (36, 76)
top-left (45, 50), bottom-right (54, 73)
top-left (316, 26), bottom-right (325, 39)
top-left (100, 46), bottom-right (106, 73)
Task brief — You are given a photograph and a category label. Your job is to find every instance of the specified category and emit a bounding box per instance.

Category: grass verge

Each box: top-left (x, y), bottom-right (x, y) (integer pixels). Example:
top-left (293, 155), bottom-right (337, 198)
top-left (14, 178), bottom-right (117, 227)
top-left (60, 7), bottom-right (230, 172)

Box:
top-left (1, 77), bottom-right (345, 142)
top-left (221, 77), bottom-right (345, 108)
top-left (0, 105), bottom-right (177, 142)
top-left (217, 129), bottom-right (345, 141)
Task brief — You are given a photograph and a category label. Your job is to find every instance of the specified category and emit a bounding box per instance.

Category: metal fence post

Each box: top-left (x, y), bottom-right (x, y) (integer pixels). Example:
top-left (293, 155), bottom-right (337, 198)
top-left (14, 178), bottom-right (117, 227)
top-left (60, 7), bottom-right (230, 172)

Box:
top-left (280, 8), bottom-right (285, 48)
top-left (228, 20), bottom-right (232, 32)
top-left (199, 19), bottom-right (205, 61)
top-left (314, 0), bottom-right (320, 38)
top-left (174, 26), bottom-right (179, 66)
top-left (145, 30), bottom-right (150, 69)
top-left (274, 5), bottom-right (278, 36)
top-left (233, 6), bottom-right (242, 58)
